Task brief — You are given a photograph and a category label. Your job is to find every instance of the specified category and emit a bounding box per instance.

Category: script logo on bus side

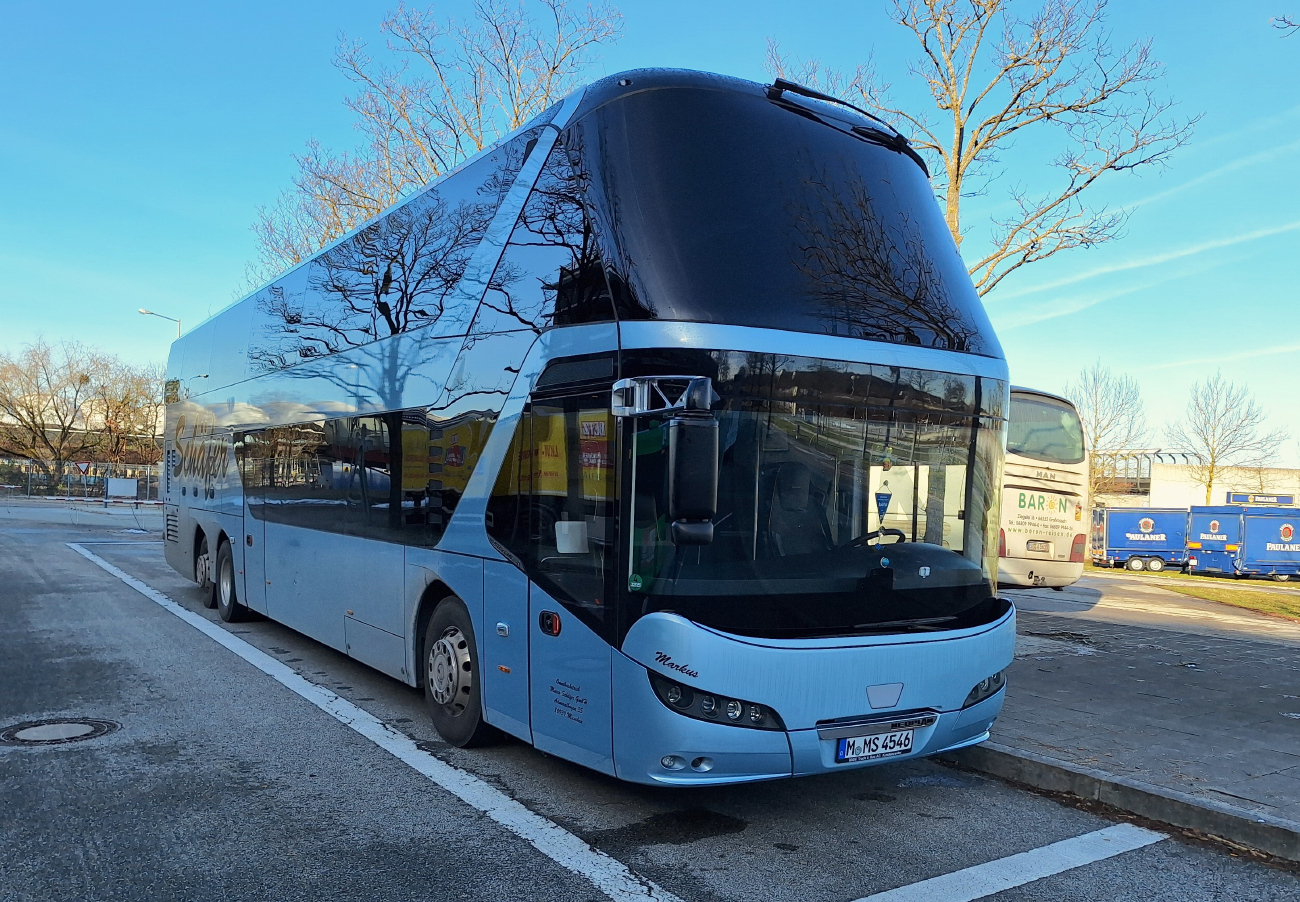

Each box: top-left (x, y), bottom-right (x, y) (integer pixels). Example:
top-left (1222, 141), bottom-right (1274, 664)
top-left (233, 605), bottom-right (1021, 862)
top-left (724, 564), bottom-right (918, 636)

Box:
top-left (1268, 523), bottom-right (1300, 552)
top-left (653, 651), bottom-right (699, 679)
top-left (172, 415), bottom-right (229, 484)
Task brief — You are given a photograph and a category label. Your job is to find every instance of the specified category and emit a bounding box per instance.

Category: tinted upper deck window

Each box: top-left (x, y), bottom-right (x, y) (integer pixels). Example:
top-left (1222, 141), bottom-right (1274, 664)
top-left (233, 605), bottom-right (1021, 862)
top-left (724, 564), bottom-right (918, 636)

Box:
top-left (567, 86), bottom-right (1001, 357)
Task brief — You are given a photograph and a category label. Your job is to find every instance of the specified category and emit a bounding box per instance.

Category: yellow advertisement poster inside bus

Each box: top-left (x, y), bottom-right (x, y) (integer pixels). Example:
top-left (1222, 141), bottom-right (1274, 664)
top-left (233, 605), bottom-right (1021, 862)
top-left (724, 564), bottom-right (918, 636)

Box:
top-left (401, 424), bottom-right (429, 492)
top-left (528, 411), bottom-right (568, 497)
top-left (429, 417), bottom-right (489, 494)
top-left (506, 410), bottom-right (615, 501)
top-left (579, 410), bottom-right (613, 501)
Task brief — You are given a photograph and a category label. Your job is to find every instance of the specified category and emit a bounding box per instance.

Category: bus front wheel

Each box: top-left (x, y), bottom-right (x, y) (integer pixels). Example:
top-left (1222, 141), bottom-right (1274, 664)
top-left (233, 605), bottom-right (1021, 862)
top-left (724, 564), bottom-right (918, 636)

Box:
top-left (1147, 558), bottom-right (1165, 572)
top-left (424, 599), bottom-right (495, 748)
top-left (214, 540), bottom-right (248, 623)
top-left (1125, 557), bottom-right (1146, 572)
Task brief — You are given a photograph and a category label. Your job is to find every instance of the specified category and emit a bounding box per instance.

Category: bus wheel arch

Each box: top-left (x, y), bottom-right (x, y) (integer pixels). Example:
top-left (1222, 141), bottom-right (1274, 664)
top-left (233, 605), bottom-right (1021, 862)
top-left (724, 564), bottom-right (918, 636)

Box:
top-left (413, 581), bottom-right (457, 687)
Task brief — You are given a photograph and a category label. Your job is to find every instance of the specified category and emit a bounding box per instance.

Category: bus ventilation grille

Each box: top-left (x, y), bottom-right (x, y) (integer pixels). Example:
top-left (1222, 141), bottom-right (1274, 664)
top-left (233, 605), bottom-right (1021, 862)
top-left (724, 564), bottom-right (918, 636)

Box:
top-left (165, 513), bottom-right (179, 543)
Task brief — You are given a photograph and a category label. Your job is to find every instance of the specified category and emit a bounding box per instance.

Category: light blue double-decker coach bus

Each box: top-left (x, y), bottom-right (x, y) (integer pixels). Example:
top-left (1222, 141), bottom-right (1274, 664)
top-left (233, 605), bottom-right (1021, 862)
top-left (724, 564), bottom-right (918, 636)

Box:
top-left (163, 69), bottom-right (1014, 785)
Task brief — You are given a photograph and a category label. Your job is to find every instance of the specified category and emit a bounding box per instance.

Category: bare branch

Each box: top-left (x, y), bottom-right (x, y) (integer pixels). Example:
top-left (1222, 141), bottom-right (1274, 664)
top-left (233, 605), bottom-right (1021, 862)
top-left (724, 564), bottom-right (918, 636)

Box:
top-left (249, 0), bottom-right (622, 287)
top-left (1061, 361), bottom-right (1147, 499)
top-left (1164, 371), bottom-right (1290, 505)
top-left (767, 0), bottom-right (1198, 293)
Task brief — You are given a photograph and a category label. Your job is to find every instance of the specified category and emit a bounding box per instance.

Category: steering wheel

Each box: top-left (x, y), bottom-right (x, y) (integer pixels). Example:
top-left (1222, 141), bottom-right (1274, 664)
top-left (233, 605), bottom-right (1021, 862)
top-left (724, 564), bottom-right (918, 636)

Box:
top-left (845, 528), bottom-right (907, 548)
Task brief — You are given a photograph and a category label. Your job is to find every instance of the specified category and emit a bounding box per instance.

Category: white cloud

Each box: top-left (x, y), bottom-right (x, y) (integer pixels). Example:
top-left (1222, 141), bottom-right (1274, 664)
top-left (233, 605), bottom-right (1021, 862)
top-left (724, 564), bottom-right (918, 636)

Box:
top-left (988, 220), bottom-right (1300, 302)
top-left (1143, 343), bottom-right (1300, 372)
top-left (1121, 138), bottom-right (1300, 211)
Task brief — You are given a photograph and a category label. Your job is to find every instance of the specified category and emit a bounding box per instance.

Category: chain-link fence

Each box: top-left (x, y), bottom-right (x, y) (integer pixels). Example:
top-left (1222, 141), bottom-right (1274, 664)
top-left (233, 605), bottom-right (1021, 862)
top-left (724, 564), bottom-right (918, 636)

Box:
top-left (0, 458), bottom-right (162, 501)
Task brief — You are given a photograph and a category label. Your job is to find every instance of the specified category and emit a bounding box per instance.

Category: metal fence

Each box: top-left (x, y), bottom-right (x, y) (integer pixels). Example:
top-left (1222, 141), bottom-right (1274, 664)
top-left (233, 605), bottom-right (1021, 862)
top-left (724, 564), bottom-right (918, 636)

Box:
top-left (0, 458), bottom-right (162, 501)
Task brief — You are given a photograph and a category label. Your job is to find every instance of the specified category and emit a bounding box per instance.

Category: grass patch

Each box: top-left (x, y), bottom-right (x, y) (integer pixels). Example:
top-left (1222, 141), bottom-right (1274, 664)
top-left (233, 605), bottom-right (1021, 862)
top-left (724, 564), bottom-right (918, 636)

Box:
top-left (1161, 585), bottom-right (1300, 623)
top-left (1086, 560), bottom-right (1293, 588)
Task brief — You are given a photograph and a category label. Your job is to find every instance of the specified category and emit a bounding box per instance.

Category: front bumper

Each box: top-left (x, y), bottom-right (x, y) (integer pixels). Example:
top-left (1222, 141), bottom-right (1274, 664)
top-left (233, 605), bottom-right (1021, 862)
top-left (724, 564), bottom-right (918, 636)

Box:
top-left (611, 651), bottom-right (1006, 786)
top-left (997, 557), bottom-right (1083, 587)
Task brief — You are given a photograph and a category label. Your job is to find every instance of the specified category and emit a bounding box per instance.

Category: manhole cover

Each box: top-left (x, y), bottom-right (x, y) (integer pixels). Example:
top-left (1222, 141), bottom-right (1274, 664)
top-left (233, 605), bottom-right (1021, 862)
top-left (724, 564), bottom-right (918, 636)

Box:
top-left (0, 718), bottom-right (120, 746)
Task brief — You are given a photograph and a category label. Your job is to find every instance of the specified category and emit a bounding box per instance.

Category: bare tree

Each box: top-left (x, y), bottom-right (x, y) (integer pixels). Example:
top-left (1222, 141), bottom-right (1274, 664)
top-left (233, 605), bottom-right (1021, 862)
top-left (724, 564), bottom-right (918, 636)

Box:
top-left (89, 360), bottom-right (165, 465)
top-left (767, 0), bottom-right (1198, 295)
top-left (0, 340), bottom-right (106, 486)
top-left (1165, 372), bottom-right (1289, 505)
top-left (250, 0), bottom-right (622, 282)
top-left (1273, 15), bottom-right (1299, 34)
top-left (1062, 361), bottom-right (1147, 499)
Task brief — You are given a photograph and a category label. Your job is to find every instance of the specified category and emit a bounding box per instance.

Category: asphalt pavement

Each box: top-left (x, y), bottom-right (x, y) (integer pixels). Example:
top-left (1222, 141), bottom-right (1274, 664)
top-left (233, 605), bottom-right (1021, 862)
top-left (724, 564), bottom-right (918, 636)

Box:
top-left (2, 501), bottom-right (1298, 901)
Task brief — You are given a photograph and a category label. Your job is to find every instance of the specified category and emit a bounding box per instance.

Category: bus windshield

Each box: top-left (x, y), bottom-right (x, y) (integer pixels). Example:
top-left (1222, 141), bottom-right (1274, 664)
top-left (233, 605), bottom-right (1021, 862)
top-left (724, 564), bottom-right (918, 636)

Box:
top-left (623, 355), bottom-right (1006, 640)
top-left (1007, 394), bottom-right (1085, 465)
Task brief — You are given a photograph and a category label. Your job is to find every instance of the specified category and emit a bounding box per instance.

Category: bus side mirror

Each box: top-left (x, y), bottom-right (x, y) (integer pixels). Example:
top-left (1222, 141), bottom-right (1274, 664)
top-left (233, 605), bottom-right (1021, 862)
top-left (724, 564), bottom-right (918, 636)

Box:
top-left (667, 414), bottom-right (718, 545)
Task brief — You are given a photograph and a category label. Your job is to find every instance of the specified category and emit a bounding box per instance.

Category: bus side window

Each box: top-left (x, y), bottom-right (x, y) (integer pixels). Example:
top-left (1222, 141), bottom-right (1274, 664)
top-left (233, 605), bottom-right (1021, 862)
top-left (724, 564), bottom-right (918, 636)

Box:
top-left (470, 142), bottom-right (616, 334)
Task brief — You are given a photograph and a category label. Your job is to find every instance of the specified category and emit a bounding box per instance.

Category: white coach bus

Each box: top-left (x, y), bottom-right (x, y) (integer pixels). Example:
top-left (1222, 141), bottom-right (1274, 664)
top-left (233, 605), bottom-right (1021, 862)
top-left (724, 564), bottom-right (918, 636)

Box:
top-left (998, 387), bottom-right (1089, 588)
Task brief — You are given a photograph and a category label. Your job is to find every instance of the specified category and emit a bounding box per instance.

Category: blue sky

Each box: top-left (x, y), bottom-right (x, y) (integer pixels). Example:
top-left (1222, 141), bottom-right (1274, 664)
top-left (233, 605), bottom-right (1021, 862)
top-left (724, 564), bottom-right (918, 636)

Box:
top-left (2, 1), bottom-right (1297, 463)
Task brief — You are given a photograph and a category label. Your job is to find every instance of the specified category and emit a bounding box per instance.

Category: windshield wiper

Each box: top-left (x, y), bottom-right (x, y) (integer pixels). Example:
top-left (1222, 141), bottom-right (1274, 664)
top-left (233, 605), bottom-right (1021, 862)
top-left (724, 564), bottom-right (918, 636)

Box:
top-left (852, 616), bottom-right (957, 633)
top-left (765, 77), bottom-right (931, 177)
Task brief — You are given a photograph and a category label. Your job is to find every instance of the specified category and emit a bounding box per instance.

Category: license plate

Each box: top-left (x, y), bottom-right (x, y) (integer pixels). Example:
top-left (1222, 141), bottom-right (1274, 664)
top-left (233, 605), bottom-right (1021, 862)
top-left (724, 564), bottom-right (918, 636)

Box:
top-left (836, 729), bottom-right (914, 763)
top-left (1026, 540), bottom-right (1051, 552)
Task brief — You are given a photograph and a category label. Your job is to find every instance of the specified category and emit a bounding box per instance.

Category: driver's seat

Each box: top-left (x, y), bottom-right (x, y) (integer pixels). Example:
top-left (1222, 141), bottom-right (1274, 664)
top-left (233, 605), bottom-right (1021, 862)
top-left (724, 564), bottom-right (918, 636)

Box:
top-left (767, 462), bottom-right (834, 556)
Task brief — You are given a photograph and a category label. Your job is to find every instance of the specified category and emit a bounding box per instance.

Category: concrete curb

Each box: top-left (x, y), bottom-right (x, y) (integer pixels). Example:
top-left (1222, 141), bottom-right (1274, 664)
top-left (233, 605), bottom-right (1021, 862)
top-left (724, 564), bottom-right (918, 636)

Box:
top-left (939, 741), bottom-right (1300, 863)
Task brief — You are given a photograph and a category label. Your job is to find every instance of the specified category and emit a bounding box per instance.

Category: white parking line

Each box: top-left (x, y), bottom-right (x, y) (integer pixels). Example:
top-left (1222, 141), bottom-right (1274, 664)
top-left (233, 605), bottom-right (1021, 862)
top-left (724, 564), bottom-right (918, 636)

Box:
top-left (68, 543), bottom-right (681, 902)
top-left (853, 822), bottom-right (1166, 902)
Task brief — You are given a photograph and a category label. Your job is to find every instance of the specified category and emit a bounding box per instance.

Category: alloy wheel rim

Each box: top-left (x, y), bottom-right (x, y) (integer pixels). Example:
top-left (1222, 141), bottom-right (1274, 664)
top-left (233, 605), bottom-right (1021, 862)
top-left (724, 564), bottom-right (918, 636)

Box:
top-left (219, 557), bottom-right (233, 609)
top-left (428, 626), bottom-right (472, 711)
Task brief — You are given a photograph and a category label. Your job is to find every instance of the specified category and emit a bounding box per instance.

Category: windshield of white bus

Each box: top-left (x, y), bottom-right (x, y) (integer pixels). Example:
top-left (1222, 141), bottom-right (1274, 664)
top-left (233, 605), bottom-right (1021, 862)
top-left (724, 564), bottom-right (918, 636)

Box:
top-left (623, 355), bottom-right (1007, 640)
top-left (1006, 394), bottom-right (1085, 465)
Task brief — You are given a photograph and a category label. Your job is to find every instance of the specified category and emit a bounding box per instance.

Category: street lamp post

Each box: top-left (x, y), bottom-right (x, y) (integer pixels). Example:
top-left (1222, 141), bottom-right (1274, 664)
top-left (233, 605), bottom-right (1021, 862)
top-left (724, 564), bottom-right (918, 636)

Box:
top-left (139, 308), bottom-right (181, 338)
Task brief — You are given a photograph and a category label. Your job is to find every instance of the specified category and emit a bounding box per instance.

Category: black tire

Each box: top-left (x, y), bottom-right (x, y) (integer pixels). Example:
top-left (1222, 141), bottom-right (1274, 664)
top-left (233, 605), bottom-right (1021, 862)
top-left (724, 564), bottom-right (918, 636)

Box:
top-left (196, 534), bottom-right (216, 607)
top-left (213, 540), bottom-right (248, 623)
top-left (1147, 557), bottom-right (1165, 573)
top-left (423, 598), bottom-right (495, 748)
top-left (1273, 574), bottom-right (1291, 583)
top-left (1125, 557), bottom-right (1146, 572)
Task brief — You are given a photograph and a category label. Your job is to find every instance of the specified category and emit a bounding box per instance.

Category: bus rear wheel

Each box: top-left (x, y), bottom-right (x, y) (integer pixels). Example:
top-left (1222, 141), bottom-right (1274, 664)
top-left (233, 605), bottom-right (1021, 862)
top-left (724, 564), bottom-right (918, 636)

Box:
top-left (1125, 557), bottom-right (1146, 572)
top-left (1147, 558), bottom-right (1165, 573)
top-left (214, 540), bottom-right (248, 623)
top-left (424, 599), bottom-right (495, 748)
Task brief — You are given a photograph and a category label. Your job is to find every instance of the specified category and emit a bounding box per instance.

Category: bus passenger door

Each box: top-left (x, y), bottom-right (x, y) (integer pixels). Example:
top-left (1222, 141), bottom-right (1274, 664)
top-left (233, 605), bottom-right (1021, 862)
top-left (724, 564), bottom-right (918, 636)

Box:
top-left (529, 582), bottom-right (613, 775)
top-left (485, 391), bottom-right (618, 774)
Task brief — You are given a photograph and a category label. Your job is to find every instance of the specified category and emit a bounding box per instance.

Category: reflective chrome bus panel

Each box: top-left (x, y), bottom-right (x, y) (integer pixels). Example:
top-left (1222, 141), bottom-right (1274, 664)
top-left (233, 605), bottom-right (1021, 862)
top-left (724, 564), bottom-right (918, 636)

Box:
top-left (999, 387), bottom-right (1089, 589)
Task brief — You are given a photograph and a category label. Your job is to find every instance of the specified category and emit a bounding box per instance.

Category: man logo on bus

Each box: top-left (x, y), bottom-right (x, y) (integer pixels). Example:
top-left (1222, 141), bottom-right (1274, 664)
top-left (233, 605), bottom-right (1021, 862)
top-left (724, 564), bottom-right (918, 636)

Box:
top-left (1283, 524), bottom-right (1296, 543)
top-left (1209, 519), bottom-right (1220, 533)
top-left (1138, 517), bottom-right (1155, 533)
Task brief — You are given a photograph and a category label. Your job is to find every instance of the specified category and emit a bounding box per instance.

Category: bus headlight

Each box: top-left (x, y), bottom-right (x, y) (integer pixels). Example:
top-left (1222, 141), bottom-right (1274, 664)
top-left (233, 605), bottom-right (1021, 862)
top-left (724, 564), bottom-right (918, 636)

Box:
top-left (962, 671), bottom-right (1006, 709)
top-left (649, 672), bottom-right (785, 730)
